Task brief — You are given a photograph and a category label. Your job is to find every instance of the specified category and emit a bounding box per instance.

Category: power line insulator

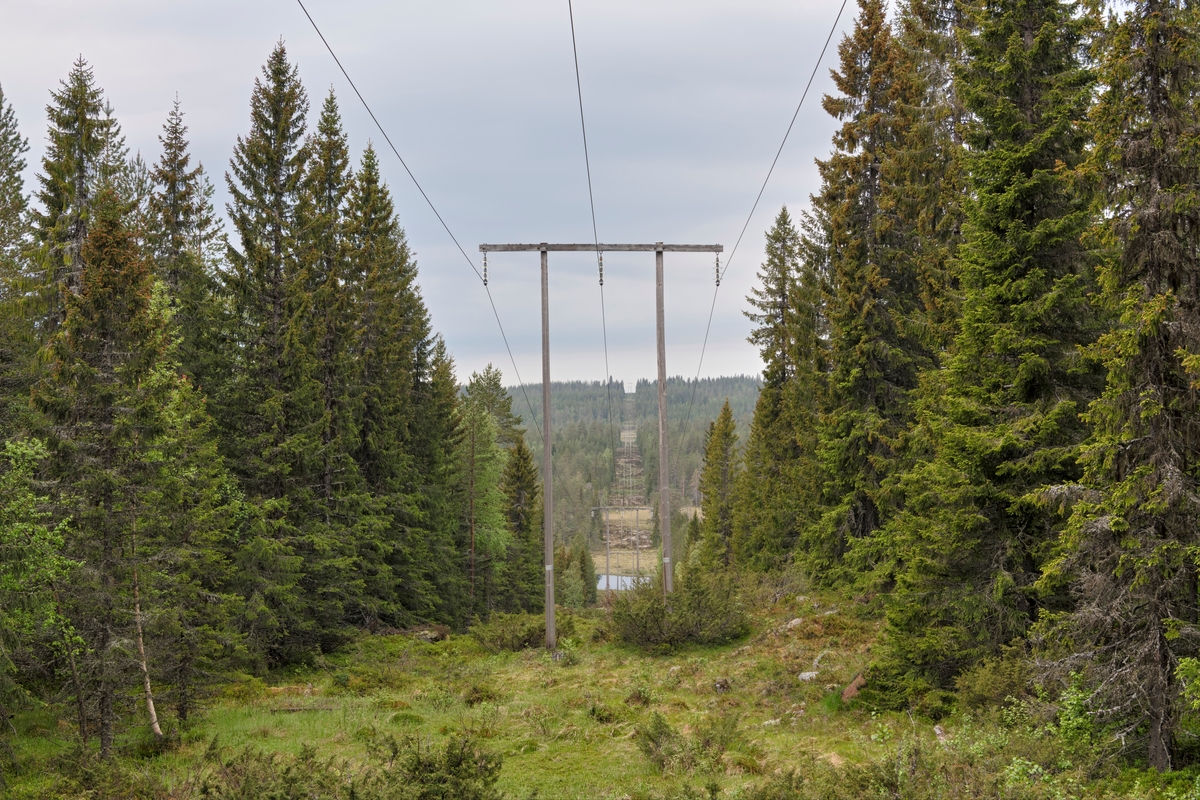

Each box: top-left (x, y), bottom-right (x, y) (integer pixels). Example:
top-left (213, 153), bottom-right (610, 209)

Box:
top-left (483, 252), bottom-right (488, 286)
top-left (715, 254), bottom-right (721, 287)
top-left (598, 252), bottom-right (604, 286)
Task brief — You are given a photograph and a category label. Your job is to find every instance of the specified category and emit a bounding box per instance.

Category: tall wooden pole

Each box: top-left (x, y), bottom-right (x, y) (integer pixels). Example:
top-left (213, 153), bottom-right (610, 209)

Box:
top-left (542, 247), bottom-right (556, 649)
top-left (479, 242), bottom-right (721, 603)
top-left (635, 507), bottom-right (640, 576)
top-left (604, 509), bottom-right (611, 592)
top-left (656, 244), bottom-right (673, 594)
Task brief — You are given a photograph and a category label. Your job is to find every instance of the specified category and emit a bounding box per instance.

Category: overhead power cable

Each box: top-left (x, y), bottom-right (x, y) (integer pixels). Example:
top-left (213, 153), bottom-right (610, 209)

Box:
top-left (567, 0), bottom-right (619, 498)
top-left (294, 0), bottom-right (546, 444)
top-left (678, 0), bottom-right (850, 435)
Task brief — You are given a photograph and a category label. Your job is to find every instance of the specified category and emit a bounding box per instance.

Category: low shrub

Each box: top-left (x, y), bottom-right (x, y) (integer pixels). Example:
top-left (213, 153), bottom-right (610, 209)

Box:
top-left (192, 736), bottom-right (504, 800)
top-left (470, 613), bottom-right (545, 652)
top-left (955, 644), bottom-right (1035, 711)
top-left (464, 684), bottom-right (497, 707)
top-left (612, 569), bottom-right (749, 648)
top-left (469, 612), bottom-right (576, 652)
top-left (635, 711), bottom-right (749, 775)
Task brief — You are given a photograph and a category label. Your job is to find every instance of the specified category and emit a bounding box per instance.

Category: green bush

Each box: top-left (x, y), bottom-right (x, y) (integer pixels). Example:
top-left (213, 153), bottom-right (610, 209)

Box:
top-left (634, 711), bottom-right (747, 775)
top-left (469, 612), bottom-right (577, 652)
top-left (194, 736), bottom-right (504, 800)
top-left (612, 569), bottom-right (748, 648)
top-left (469, 613), bottom-right (545, 652)
top-left (954, 645), bottom-right (1035, 711)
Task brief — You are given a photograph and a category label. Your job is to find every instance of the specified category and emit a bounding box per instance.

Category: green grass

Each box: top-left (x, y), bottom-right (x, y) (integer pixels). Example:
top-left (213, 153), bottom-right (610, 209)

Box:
top-left (3, 589), bottom-right (1165, 799)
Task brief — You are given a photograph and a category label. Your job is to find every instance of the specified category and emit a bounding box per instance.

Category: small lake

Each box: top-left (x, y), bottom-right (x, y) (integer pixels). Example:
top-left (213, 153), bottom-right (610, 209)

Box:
top-left (596, 575), bottom-right (645, 591)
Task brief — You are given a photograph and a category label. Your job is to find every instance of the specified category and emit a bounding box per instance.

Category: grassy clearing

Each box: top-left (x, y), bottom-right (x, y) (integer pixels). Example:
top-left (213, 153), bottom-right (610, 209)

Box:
top-left (593, 548), bottom-right (658, 577)
top-left (6, 588), bottom-right (1195, 798)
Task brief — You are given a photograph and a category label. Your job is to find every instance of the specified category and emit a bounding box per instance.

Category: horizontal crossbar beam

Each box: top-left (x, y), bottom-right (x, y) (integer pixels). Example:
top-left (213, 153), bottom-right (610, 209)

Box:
top-left (479, 243), bottom-right (722, 253)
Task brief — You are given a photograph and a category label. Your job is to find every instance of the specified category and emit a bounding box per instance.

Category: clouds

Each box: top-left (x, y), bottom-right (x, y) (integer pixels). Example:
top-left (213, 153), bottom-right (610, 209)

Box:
top-left (0, 0), bottom-right (846, 384)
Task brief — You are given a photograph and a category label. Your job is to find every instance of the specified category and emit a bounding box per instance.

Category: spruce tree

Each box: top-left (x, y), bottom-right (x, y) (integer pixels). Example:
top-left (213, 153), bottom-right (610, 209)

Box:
top-left (697, 400), bottom-right (740, 569)
top-left (416, 338), bottom-right (471, 627)
top-left (31, 188), bottom-right (214, 755)
top-left (135, 319), bottom-right (242, 726)
top-left (147, 99), bottom-right (224, 385)
top-left (347, 144), bottom-right (436, 625)
top-left (455, 395), bottom-right (509, 618)
top-left (497, 436), bottom-right (543, 613)
top-left (293, 90), bottom-right (382, 635)
top-left (218, 41), bottom-right (319, 662)
top-left (30, 59), bottom-right (126, 330)
top-left (734, 208), bottom-right (821, 569)
top-left (0, 83), bottom-right (27, 273)
top-left (877, 0), bottom-right (1098, 703)
top-left (0, 84), bottom-right (31, 434)
top-left (805, 0), bottom-right (931, 578)
top-left (1042, 0), bottom-right (1200, 770)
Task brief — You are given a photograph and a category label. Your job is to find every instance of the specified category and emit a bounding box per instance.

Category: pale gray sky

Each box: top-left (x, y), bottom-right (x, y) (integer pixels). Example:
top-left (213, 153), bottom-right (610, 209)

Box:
top-left (0, 0), bottom-right (850, 385)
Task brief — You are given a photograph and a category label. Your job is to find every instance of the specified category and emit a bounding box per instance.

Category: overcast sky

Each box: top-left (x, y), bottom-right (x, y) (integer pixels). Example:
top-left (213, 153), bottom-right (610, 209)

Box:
top-left (0, 0), bottom-right (851, 387)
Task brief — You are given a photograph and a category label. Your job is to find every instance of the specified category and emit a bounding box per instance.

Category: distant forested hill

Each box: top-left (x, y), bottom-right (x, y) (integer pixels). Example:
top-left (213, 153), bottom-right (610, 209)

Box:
top-left (507, 376), bottom-right (761, 543)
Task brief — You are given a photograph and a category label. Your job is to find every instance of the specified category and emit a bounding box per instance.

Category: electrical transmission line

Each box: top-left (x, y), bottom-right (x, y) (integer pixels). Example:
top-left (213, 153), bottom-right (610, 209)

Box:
top-left (294, 0), bottom-right (547, 443)
top-left (566, 0), bottom-right (620, 502)
top-left (677, 0), bottom-right (851, 436)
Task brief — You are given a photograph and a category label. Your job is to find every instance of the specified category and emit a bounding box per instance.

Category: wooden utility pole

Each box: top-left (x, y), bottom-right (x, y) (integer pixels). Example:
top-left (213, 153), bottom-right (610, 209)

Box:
top-left (541, 248), bottom-right (555, 649)
top-left (480, 242), bottom-right (722, 641)
top-left (654, 245), bottom-right (673, 594)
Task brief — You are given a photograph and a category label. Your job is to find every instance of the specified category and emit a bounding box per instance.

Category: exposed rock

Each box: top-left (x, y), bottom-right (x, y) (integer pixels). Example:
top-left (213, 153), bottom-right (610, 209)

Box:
top-left (784, 618), bottom-right (804, 631)
top-left (798, 671), bottom-right (819, 682)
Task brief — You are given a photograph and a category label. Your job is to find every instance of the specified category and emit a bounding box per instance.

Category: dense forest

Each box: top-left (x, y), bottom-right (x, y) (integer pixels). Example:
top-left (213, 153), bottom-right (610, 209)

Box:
top-left (691, 0), bottom-right (1200, 772)
top-left (0, 44), bottom-right (562, 759)
top-left (4, 0), bottom-right (1200, 785)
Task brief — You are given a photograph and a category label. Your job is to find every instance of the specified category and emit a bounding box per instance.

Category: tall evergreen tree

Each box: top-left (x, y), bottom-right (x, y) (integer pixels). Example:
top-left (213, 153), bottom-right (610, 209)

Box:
top-left (347, 144), bottom-right (436, 626)
top-left (696, 400), bottom-right (740, 569)
top-left (218, 41), bottom-right (319, 662)
top-left (876, 0), bottom-right (1098, 703)
top-left (805, 0), bottom-right (931, 578)
top-left (293, 90), bottom-right (382, 634)
top-left (1042, 0), bottom-right (1200, 771)
top-left (0, 84), bottom-right (32, 434)
top-left (734, 208), bottom-right (821, 569)
top-left (31, 188), bottom-right (227, 755)
top-left (496, 436), bottom-right (543, 613)
top-left (415, 338), bottom-right (470, 627)
top-left (0, 83), bottom-right (27, 273)
top-left (456, 392), bottom-right (509, 618)
top-left (147, 99), bottom-right (224, 385)
top-left (30, 59), bottom-right (126, 330)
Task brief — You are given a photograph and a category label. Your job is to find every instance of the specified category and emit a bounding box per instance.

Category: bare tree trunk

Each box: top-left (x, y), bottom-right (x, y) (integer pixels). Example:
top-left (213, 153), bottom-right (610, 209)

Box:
top-left (131, 521), bottom-right (164, 740)
top-left (132, 565), bottom-right (163, 739)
